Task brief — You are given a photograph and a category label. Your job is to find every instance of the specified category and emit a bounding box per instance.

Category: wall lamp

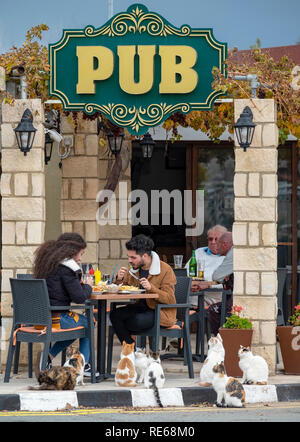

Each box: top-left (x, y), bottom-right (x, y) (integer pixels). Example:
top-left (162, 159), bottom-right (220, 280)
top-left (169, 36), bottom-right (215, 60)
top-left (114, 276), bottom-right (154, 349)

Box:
top-left (140, 132), bottom-right (155, 159)
top-left (98, 116), bottom-right (125, 156)
top-left (44, 128), bottom-right (63, 165)
top-left (14, 109), bottom-right (37, 156)
top-left (234, 106), bottom-right (256, 152)
top-left (107, 129), bottom-right (124, 156)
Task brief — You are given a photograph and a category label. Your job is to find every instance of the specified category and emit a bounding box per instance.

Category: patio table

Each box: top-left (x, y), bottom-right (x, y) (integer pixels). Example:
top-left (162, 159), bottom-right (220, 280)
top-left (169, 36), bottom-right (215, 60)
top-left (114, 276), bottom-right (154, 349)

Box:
top-left (90, 291), bottom-right (159, 382)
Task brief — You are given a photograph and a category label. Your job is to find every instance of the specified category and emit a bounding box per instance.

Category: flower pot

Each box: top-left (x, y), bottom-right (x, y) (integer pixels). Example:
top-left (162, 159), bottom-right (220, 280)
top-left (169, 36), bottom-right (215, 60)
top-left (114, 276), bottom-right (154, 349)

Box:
top-left (219, 328), bottom-right (253, 377)
top-left (277, 326), bottom-right (300, 375)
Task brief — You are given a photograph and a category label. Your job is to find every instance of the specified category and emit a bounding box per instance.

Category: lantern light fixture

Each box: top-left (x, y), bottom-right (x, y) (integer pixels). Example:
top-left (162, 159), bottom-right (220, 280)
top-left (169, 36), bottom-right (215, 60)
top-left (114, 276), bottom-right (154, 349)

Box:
top-left (140, 132), bottom-right (156, 159)
top-left (234, 106), bottom-right (256, 152)
top-left (14, 108), bottom-right (37, 156)
top-left (107, 129), bottom-right (124, 156)
top-left (44, 131), bottom-right (54, 165)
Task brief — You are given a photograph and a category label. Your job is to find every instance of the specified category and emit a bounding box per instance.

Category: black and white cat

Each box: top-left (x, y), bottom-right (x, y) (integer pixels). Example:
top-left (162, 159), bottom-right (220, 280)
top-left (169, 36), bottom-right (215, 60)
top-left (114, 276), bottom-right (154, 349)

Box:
top-left (144, 350), bottom-right (165, 408)
top-left (212, 362), bottom-right (245, 408)
top-left (238, 346), bottom-right (269, 385)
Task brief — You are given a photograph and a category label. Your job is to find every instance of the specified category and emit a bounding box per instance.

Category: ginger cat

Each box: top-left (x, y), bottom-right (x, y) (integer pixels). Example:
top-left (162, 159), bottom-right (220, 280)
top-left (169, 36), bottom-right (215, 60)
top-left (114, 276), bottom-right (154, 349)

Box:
top-left (115, 341), bottom-right (137, 387)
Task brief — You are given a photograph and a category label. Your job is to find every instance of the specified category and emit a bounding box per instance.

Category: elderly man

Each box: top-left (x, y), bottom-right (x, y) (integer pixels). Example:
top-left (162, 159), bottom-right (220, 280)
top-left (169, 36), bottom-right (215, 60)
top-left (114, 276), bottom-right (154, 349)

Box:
top-left (212, 232), bottom-right (233, 285)
top-left (208, 231), bottom-right (234, 335)
top-left (186, 225), bottom-right (228, 307)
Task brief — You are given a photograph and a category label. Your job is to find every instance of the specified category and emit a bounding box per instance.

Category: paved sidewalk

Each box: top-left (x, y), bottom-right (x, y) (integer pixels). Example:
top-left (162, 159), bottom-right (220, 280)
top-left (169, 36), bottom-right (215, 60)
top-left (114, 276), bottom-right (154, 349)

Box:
top-left (1, 337), bottom-right (300, 411)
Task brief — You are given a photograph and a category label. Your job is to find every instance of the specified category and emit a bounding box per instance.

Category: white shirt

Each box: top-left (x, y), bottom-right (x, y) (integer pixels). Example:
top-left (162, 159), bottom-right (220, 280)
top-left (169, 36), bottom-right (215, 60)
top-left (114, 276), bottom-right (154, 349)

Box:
top-left (185, 247), bottom-right (225, 282)
top-left (185, 247), bottom-right (225, 305)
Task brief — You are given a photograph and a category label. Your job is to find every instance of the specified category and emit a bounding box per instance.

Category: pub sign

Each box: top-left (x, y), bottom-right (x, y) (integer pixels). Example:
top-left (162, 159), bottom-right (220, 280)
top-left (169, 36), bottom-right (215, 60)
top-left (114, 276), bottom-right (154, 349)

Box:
top-left (49, 4), bottom-right (227, 135)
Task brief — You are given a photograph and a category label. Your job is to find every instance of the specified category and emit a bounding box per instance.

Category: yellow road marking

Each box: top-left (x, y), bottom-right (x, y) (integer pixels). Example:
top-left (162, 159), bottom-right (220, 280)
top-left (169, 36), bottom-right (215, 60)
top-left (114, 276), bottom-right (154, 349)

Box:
top-left (0, 402), bottom-right (300, 418)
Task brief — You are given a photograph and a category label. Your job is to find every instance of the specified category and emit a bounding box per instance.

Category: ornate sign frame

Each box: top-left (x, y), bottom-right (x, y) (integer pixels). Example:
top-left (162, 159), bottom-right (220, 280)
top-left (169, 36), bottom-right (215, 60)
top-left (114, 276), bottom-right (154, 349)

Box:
top-left (49, 4), bottom-right (227, 135)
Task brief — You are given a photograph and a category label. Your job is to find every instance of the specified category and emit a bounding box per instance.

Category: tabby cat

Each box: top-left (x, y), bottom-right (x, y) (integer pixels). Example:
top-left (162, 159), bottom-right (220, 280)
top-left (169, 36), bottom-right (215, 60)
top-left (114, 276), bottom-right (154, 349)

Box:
top-left (29, 347), bottom-right (85, 391)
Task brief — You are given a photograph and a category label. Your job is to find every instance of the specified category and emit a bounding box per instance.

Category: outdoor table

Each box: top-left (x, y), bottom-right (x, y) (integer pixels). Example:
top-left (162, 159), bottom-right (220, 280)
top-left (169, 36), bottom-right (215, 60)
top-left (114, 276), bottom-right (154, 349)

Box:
top-left (90, 291), bottom-right (159, 382)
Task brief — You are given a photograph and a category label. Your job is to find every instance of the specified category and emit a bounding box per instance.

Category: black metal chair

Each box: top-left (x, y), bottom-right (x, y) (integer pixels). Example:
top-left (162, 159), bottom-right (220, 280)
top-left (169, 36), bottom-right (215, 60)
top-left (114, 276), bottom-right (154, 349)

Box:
top-left (173, 268), bottom-right (188, 277)
top-left (17, 274), bottom-right (34, 279)
top-left (188, 288), bottom-right (221, 356)
top-left (4, 278), bottom-right (96, 383)
top-left (16, 273), bottom-right (69, 368)
top-left (107, 276), bottom-right (194, 378)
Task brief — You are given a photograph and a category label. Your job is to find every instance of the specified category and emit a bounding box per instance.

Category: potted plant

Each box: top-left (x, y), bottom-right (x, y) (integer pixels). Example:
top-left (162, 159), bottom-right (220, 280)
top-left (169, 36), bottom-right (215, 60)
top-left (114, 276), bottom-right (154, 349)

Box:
top-left (277, 303), bottom-right (300, 375)
top-left (219, 305), bottom-right (253, 377)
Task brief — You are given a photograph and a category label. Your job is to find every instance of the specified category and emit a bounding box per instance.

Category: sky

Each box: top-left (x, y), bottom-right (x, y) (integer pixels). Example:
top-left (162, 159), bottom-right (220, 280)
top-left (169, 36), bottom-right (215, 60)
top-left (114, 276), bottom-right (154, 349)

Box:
top-left (0, 0), bottom-right (300, 54)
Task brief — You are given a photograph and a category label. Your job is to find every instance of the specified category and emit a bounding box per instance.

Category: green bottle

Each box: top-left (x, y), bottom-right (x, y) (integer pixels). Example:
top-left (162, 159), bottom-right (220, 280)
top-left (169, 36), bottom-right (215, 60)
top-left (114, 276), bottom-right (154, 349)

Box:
top-left (189, 250), bottom-right (197, 277)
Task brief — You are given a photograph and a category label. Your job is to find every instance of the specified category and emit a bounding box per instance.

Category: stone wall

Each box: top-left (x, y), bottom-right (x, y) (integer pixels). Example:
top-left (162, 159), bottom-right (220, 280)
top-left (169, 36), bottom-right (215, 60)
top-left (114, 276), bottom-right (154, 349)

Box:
top-left (0, 99), bottom-right (45, 365)
top-left (232, 99), bottom-right (278, 374)
top-left (60, 113), bottom-right (132, 275)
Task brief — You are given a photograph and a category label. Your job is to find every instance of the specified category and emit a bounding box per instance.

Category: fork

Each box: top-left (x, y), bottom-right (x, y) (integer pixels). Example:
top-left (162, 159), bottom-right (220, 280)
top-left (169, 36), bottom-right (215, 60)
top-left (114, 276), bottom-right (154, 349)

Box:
top-left (129, 269), bottom-right (140, 281)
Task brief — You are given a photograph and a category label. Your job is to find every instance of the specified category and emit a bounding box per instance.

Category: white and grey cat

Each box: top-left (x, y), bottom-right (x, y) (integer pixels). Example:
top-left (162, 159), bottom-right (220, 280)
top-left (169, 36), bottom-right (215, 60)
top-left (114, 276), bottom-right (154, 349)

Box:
top-left (199, 333), bottom-right (225, 387)
top-left (212, 362), bottom-right (245, 408)
top-left (135, 348), bottom-right (149, 384)
top-left (238, 346), bottom-right (269, 385)
top-left (144, 350), bottom-right (165, 407)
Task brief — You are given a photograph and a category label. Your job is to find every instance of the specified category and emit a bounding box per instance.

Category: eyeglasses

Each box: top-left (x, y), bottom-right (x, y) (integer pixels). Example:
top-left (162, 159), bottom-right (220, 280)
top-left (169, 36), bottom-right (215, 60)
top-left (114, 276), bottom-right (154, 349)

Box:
top-left (208, 237), bottom-right (219, 241)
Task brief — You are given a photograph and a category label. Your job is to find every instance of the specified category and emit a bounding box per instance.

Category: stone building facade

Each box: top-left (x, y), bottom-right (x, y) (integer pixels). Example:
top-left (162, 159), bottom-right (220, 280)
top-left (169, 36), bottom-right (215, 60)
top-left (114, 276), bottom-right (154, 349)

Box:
top-left (0, 97), bottom-right (279, 374)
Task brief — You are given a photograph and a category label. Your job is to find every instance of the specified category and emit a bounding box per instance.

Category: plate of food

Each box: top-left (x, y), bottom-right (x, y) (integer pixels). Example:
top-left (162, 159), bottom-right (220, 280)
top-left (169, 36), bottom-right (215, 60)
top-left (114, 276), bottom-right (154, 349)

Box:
top-left (93, 283), bottom-right (120, 293)
top-left (118, 285), bottom-right (146, 294)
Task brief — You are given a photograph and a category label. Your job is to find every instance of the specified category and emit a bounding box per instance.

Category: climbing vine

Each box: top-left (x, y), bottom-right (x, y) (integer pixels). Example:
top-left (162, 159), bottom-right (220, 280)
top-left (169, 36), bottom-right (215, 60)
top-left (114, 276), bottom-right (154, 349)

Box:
top-left (0, 24), bottom-right (50, 103)
top-left (0, 27), bottom-right (299, 146)
top-left (163, 48), bottom-right (300, 146)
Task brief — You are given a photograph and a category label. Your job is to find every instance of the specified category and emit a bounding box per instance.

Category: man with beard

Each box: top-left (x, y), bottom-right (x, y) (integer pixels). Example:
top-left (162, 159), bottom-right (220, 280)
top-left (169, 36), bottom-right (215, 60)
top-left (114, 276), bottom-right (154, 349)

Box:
top-left (110, 234), bottom-right (177, 346)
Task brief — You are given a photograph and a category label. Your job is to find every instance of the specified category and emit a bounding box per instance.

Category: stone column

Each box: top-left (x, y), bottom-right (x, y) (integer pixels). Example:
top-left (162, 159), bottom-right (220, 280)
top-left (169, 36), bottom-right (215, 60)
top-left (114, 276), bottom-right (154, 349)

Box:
top-left (233, 99), bottom-right (278, 375)
top-left (60, 113), bottom-right (100, 266)
top-left (1, 99), bottom-right (45, 366)
top-left (60, 113), bottom-right (132, 274)
top-left (98, 131), bottom-right (132, 275)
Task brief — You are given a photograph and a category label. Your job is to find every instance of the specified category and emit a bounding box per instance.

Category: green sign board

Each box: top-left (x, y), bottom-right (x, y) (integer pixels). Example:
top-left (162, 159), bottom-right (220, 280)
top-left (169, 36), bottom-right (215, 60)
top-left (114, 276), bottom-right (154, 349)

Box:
top-left (49, 4), bottom-right (227, 135)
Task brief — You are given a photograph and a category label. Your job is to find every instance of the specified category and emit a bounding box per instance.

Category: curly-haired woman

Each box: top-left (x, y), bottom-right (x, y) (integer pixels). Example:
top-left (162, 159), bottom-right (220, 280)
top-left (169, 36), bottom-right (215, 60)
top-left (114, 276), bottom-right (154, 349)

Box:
top-left (33, 233), bottom-right (94, 377)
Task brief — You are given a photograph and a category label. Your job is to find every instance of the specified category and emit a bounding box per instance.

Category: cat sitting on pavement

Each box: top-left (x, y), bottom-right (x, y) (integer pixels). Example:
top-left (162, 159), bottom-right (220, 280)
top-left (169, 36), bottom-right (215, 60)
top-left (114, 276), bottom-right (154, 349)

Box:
top-left (29, 347), bottom-right (85, 391)
top-left (199, 333), bottom-right (225, 387)
top-left (63, 347), bottom-right (85, 386)
top-left (135, 348), bottom-right (149, 384)
top-left (115, 341), bottom-right (137, 387)
top-left (144, 350), bottom-right (165, 408)
top-left (212, 362), bottom-right (245, 408)
top-left (238, 346), bottom-right (269, 385)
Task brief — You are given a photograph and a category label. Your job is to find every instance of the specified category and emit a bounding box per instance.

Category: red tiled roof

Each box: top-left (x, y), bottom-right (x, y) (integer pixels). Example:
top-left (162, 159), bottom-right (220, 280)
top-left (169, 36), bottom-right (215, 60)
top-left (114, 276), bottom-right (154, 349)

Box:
top-left (230, 45), bottom-right (300, 65)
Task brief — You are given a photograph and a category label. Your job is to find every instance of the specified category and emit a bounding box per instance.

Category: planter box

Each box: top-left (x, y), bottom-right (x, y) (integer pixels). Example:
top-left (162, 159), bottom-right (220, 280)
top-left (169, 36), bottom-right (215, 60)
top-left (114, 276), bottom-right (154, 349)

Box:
top-left (277, 326), bottom-right (300, 375)
top-left (219, 328), bottom-right (253, 377)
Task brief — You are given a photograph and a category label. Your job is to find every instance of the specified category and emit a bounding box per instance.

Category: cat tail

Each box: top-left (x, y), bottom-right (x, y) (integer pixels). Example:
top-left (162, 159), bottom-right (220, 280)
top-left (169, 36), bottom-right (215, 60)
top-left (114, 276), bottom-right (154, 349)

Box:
top-left (149, 371), bottom-right (163, 408)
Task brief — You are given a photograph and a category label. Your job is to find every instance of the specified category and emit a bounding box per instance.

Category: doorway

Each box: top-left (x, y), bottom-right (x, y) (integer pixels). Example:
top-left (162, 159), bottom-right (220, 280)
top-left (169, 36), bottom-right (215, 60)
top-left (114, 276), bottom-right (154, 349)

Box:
top-left (131, 141), bottom-right (187, 263)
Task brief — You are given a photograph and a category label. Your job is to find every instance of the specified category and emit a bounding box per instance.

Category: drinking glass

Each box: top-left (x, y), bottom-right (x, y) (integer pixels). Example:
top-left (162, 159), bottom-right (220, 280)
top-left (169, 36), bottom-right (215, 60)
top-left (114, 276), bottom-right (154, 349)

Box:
top-left (173, 255), bottom-right (183, 269)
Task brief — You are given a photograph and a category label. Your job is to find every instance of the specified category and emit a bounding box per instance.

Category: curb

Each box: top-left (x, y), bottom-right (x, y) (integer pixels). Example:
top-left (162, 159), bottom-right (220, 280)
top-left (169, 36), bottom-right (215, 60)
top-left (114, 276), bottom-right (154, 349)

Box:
top-left (1, 384), bottom-right (300, 411)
